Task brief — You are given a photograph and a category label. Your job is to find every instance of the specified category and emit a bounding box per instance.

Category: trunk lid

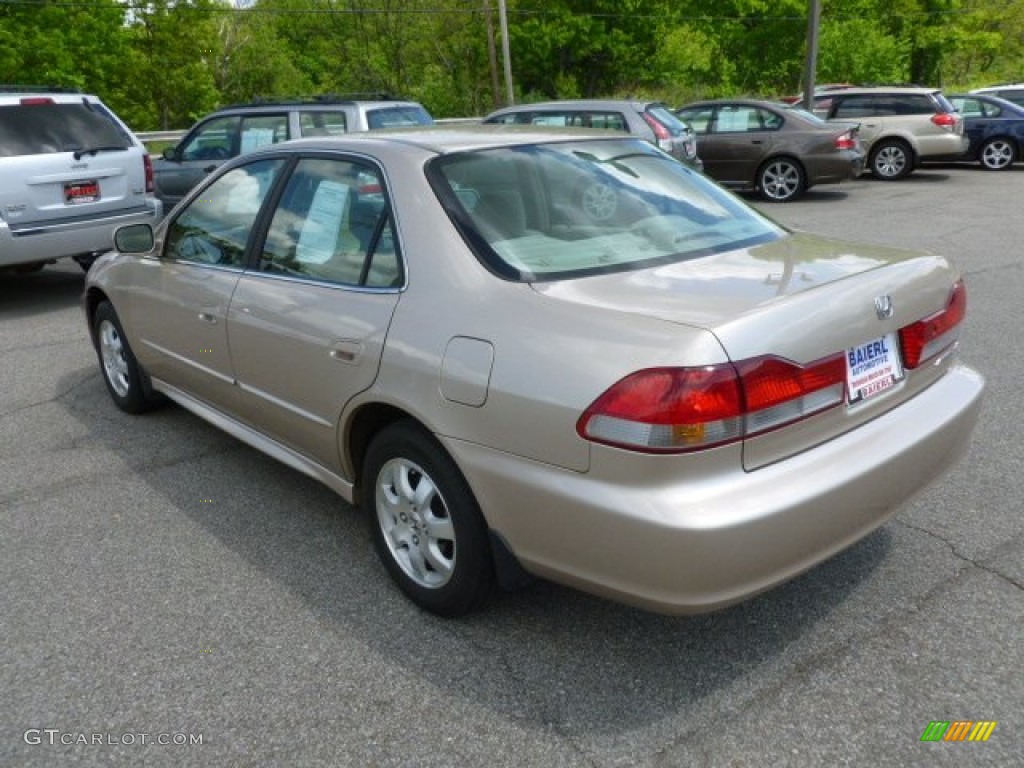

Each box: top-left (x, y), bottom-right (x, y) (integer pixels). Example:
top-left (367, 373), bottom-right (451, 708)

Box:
top-left (532, 231), bottom-right (964, 469)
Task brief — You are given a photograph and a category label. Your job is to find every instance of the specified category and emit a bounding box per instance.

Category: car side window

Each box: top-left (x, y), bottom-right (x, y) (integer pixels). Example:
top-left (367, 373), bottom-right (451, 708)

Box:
top-left (164, 158), bottom-right (285, 267)
top-left (259, 157), bottom-right (401, 288)
top-left (531, 113), bottom-right (570, 127)
top-left (180, 116), bottom-right (239, 161)
top-left (676, 108), bottom-right (714, 134)
top-left (832, 96), bottom-right (876, 119)
top-left (714, 106), bottom-right (763, 133)
top-left (239, 114), bottom-right (289, 152)
top-left (588, 112), bottom-right (627, 131)
top-left (299, 111), bottom-right (348, 136)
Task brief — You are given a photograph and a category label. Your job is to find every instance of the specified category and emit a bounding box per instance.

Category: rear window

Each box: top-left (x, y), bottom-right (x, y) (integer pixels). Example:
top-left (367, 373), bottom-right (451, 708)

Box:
top-left (646, 105), bottom-right (691, 137)
top-left (427, 139), bottom-right (783, 282)
top-left (0, 100), bottom-right (132, 157)
top-left (365, 105), bottom-right (433, 129)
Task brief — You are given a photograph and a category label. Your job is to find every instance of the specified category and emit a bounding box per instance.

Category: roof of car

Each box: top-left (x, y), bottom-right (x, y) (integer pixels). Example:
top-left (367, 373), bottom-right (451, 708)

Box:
top-left (678, 98), bottom-right (789, 109)
top-left (213, 95), bottom-right (426, 112)
top-left (815, 86), bottom-right (942, 96)
top-left (486, 99), bottom-right (662, 114)
top-left (273, 124), bottom-right (641, 154)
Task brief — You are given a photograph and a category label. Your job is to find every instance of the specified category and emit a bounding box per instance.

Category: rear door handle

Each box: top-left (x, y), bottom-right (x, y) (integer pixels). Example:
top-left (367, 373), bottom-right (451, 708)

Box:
top-left (330, 340), bottom-right (364, 364)
top-left (198, 312), bottom-right (218, 324)
top-left (203, 165), bottom-right (218, 173)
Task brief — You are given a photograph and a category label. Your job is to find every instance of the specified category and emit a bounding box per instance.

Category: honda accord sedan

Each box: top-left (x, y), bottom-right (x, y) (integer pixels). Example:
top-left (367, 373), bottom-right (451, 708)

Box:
top-left (84, 127), bottom-right (983, 617)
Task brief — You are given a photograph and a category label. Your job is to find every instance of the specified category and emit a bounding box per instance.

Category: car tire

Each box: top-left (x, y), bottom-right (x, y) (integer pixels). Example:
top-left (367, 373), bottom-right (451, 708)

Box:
top-left (92, 301), bottom-right (158, 414)
top-left (757, 157), bottom-right (806, 202)
top-left (979, 137), bottom-right (1016, 170)
top-left (363, 421), bottom-right (494, 617)
top-left (869, 139), bottom-right (913, 180)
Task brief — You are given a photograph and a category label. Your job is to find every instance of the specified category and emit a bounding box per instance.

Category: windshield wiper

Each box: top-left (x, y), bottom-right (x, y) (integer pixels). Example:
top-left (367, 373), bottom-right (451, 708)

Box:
top-left (73, 145), bottom-right (128, 160)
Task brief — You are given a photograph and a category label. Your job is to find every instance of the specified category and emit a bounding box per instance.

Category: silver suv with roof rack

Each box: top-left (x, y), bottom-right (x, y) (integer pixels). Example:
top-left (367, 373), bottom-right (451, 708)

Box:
top-left (152, 95), bottom-right (433, 211)
top-left (0, 87), bottom-right (162, 272)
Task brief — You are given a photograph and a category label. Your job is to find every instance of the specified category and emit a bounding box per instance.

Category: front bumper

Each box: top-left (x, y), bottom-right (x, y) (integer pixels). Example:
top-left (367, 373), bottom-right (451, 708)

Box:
top-left (446, 363), bottom-right (984, 614)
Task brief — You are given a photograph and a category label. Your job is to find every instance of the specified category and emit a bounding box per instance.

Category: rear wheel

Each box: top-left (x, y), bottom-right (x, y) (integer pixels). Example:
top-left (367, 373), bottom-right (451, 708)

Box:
top-left (869, 139), bottom-right (913, 180)
top-left (92, 301), bottom-right (158, 414)
top-left (979, 137), bottom-right (1015, 170)
top-left (757, 158), bottom-right (806, 202)
top-left (363, 421), bottom-right (494, 617)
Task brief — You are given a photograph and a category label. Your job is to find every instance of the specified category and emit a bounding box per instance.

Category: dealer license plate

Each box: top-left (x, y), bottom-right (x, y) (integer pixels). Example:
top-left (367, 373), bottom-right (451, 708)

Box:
top-left (64, 180), bottom-right (100, 205)
top-left (846, 332), bottom-right (904, 405)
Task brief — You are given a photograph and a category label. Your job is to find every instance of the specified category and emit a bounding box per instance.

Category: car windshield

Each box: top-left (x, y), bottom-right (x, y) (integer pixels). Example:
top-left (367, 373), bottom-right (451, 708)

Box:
top-left (428, 139), bottom-right (784, 281)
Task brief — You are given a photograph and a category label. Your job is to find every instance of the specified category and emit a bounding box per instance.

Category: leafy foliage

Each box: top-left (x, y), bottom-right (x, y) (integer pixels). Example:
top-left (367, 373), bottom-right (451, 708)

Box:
top-left (0, 0), bottom-right (1022, 130)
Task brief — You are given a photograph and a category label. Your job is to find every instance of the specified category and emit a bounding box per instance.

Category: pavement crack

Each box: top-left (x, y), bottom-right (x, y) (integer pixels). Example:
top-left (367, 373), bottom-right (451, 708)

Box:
top-left (895, 519), bottom-right (1024, 592)
top-left (0, 371), bottom-right (98, 420)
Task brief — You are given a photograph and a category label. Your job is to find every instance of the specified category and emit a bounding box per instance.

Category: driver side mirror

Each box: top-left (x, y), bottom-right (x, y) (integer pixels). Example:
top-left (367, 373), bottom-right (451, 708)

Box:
top-left (114, 223), bottom-right (156, 254)
top-left (162, 146), bottom-right (179, 162)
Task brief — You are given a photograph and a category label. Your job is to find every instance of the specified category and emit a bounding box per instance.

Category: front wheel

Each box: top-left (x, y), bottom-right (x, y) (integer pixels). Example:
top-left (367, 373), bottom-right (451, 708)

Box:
top-left (757, 158), bottom-right (805, 202)
top-left (979, 137), bottom-right (1015, 170)
top-left (92, 301), bottom-right (158, 414)
top-left (363, 422), bottom-right (494, 617)
top-left (869, 139), bottom-right (913, 180)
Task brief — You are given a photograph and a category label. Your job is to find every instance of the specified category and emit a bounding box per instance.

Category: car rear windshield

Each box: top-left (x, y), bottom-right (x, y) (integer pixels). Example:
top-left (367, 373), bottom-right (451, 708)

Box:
top-left (427, 138), bottom-right (784, 282)
top-left (366, 105), bottom-right (433, 129)
top-left (646, 105), bottom-right (692, 136)
top-left (0, 100), bottom-right (132, 157)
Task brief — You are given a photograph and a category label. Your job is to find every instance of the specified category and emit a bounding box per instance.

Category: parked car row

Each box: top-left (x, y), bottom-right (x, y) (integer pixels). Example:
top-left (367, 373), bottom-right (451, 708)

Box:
top-left (4, 81), bottom-right (1019, 275)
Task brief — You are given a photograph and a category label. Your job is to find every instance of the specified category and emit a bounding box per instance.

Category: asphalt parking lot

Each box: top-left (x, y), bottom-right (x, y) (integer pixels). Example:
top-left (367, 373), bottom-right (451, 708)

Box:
top-left (1, 164), bottom-right (1021, 768)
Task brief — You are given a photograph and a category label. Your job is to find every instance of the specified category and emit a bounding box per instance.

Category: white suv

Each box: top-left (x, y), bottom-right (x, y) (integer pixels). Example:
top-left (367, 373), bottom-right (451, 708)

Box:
top-left (0, 88), bottom-right (162, 271)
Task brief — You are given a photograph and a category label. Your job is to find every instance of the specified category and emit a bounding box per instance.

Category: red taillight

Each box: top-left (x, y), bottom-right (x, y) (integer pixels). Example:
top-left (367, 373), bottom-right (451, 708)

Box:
top-left (143, 153), bottom-right (154, 193)
top-left (641, 112), bottom-right (671, 141)
top-left (834, 131), bottom-right (857, 151)
top-left (899, 279), bottom-right (966, 368)
top-left (931, 112), bottom-right (957, 129)
top-left (577, 354), bottom-right (846, 453)
top-left (20, 97), bottom-right (54, 105)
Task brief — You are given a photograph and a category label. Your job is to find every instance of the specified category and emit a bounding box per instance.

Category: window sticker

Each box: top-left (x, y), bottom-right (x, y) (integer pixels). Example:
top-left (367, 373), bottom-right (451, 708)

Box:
top-left (296, 180), bottom-right (350, 264)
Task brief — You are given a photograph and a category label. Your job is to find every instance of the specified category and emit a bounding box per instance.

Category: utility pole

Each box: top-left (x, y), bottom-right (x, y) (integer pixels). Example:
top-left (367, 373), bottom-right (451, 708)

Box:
top-left (497, 0), bottom-right (514, 105)
top-left (801, 0), bottom-right (821, 112)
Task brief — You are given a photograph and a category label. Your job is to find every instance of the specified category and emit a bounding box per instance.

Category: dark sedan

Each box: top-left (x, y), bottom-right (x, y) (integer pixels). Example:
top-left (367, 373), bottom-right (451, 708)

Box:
top-left (676, 99), bottom-right (864, 202)
top-left (943, 93), bottom-right (1024, 170)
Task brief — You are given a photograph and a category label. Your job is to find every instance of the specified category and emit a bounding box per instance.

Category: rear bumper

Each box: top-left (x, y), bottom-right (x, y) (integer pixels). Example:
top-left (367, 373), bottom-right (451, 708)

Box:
top-left (0, 197), bottom-right (162, 268)
top-left (446, 364), bottom-right (984, 614)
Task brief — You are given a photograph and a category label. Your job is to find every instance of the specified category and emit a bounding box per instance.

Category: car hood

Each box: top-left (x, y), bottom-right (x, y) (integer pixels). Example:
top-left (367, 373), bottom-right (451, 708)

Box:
top-left (530, 231), bottom-right (959, 364)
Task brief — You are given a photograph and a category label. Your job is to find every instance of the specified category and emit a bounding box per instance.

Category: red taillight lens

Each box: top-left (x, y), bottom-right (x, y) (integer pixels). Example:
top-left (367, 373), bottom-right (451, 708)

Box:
top-left (577, 355), bottom-right (846, 453)
top-left (899, 279), bottom-right (966, 368)
top-left (20, 97), bottom-right (54, 105)
top-left (641, 112), bottom-right (671, 141)
top-left (143, 153), bottom-right (154, 193)
top-left (834, 131), bottom-right (857, 150)
top-left (931, 112), bottom-right (957, 129)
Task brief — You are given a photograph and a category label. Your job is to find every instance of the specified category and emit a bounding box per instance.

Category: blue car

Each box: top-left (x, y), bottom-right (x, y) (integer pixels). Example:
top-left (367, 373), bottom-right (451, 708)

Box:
top-left (946, 93), bottom-right (1024, 170)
